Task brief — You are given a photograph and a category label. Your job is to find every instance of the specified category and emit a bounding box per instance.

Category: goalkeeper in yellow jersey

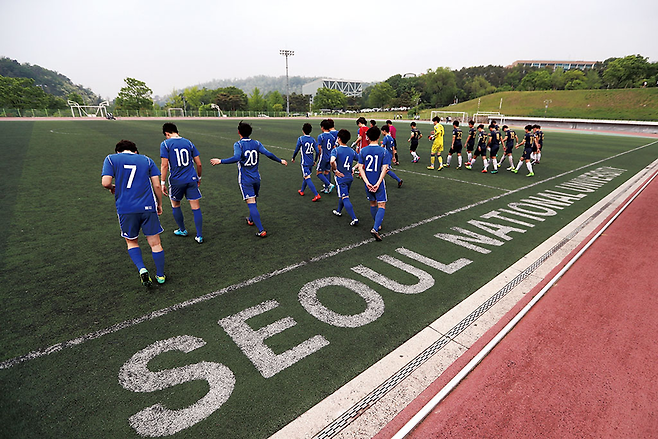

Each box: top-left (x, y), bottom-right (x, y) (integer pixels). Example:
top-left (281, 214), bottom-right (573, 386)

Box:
top-left (427, 116), bottom-right (444, 170)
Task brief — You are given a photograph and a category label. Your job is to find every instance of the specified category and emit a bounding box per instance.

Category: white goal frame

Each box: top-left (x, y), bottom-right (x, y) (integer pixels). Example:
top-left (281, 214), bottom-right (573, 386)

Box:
top-left (472, 112), bottom-right (505, 125)
top-left (167, 108), bottom-right (185, 118)
top-left (68, 100), bottom-right (109, 118)
top-left (430, 111), bottom-right (468, 124)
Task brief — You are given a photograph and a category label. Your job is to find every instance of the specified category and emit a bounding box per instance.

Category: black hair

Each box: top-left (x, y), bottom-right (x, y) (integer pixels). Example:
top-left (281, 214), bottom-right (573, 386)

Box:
top-left (370, 119), bottom-right (377, 127)
top-left (453, 120), bottom-right (460, 127)
top-left (115, 139), bottom-right (138, 154)
top-left (327, 118), bottom-right (335, 129)
top-left (381, 125), bottom-right (390, 133)
top-left (238, 121), bottom-right (253, 137)
top-left (366, 126), bottom-right (381, 142)
top-left (432, 116), bottom-right (440, 123)
top-left (337, 129), bottom-right (351, 144)
top-left (303, 123), bottom-right (313, 135)
top-left (320, 119), bottom-right (331, 130)
top-left (357, 117), bottom-right (367, 125)
top-left (525, 124), bottom-right (533, 131)
top-left (162, 122), bottom-right (178, 135)
top-left (535, 124), bottom-right (541, 129)
top-left (477, 124), bottom-right (485, 130)
top-left (468, 120), bottom-right (475, 126)
top-left (386, 119), bottom-right (392, 125)
top-left (502, 125), bottom-right (509, 130)
top-left (410, 122), bottom-right (417, 127)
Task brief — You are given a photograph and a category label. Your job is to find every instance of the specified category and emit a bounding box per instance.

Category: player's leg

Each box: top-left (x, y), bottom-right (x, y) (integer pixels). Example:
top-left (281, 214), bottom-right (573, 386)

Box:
top-left (304, 175), bottom-right (319, 197)
top-left (170, 196), bottom-right (187, 236)
top-left (189, 199), bottom-right (203, 242)
top-left (324, 171), bottom-right (335, 193)
top-left (142, 212), bottom-right (165, 282)
top-left (457, 152), bottom-right (463, 168)
top-left (119, 213), bottom-right (151, 285)
top-left (446, 151), bottom-right (452, 166)
top-left (387, 169), bottom-right (402, 184)
top-left (525, 159), bottom-right (534, 176)
top-left (342, 196), bottom-right (358, 223)
top-left (316, 169), bottom-right (331, 191)
top-left (437, 145), bottom-right (444, 169)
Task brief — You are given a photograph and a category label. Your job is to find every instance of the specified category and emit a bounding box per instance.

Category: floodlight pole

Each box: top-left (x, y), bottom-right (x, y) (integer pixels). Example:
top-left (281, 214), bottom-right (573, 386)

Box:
top-left (280, 49), bottom-right (294, 116)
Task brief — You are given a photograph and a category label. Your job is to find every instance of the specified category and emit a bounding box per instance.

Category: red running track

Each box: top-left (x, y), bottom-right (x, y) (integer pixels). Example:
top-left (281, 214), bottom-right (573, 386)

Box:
top-left (379, 171), bottom-right (658, 438)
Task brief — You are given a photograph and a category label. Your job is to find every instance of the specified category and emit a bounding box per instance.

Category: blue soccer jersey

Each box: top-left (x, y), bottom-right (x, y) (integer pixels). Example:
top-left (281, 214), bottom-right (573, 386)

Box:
top-left (221, 138), bottom-right (282, 184)
top-left (293, 135), bottom-right (318, 166)
top-left (102, 152), bottom-right (160, 214)
top-left (331, 145), bottom-right (357, 184)
top-left (359, 144), bottom-right (391, 185)
top-left (317, 132), bottom-right (336, 164)
top-left (160, 137), bottom-right (200, 185)
top-left (382, 134), bottom-right (396, 157)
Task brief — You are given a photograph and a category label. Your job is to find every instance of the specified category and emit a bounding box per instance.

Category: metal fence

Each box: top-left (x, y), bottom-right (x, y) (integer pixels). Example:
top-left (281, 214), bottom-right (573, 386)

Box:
top-left (0, 108), bottom-right (292, 118)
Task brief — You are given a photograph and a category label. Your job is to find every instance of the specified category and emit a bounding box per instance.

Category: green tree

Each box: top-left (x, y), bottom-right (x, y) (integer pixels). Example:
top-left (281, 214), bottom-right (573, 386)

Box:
top-left (420, 67), bottom-right (458, 107)
top-left (67, 92), bottom-right (84, 104)
top-left (183, 86), bottom-right (203, 110)
top-left (603, 54), bottom-right (650, 88)
top-left (248, 87), bottom-right (267, 112)
top-left (518, 70), bottom-right (552, 91)
top-left (463, 76), bottom-right (496, 100)
top-left (585, 70), bottom-right (603, 89)
top-left (564, 70), bottom-right (587, 90)
top-left (288, 93), bottom-right (311, 113)
top-left (551, 69), bottom-right (567, 90)
top-left (368, 82), bottom-right (396, 108)
top-left (214, 86), bottom-right (248, 111)
top-left (265, 90), bottom-right (285, 112)
top-left (115, 77), bottom-right (153, 110)
top-left (312, 88), bottom-right (346, 111)
top-left (0, 75), bottom-right (67, 109)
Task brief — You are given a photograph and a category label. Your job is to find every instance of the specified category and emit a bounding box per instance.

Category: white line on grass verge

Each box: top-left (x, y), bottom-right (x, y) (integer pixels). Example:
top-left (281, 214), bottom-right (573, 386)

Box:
top-left (1, 139), bottom-right (656, 370)
top-left (391, 167), bottom-right (658, 439)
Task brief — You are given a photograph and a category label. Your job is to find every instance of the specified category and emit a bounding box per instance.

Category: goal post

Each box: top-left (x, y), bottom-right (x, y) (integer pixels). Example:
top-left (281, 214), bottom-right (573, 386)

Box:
top-left (167, 108), bottom-right (184, 118)
top-left (430, 111), bottom-right (468, 124)
top-left (68, 100), bottom-right (109, 118)
top-left (472, 112), bottom-right (505, 125)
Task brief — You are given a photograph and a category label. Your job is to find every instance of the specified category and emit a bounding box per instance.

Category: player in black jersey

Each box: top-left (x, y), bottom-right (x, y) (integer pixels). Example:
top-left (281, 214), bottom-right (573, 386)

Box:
top-left (499, 125), bottom-right (518, 171)
top-left (445, 120), bottom-right (463, 169)
top-left (464, 120), bottom-right (476, 164)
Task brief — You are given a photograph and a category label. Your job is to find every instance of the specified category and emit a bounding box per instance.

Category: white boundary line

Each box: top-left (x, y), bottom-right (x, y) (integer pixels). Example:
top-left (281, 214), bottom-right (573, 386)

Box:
top-left (392, 167), bottom-right (658, 439)
top-left (1, 140), bottom-right (656, 370)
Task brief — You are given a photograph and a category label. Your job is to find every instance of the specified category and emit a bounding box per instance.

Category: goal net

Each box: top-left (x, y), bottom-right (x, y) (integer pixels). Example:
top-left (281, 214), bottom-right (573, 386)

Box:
top-left (68, 100), bottom-right (109, 118)
top-left (167, 108), bottom-right (184, 118)
top-left (430, 111), bottom-right (468, 124)
top-left (472, 112), bottom-right (505, 125)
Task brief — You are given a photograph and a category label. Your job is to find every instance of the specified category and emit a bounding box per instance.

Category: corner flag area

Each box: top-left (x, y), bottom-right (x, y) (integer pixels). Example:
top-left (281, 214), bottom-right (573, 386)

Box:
top-left (1, 119), bottom-right (657, 438)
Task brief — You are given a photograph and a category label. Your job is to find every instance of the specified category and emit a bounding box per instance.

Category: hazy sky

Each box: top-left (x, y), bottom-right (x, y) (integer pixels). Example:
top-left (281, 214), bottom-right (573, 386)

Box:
top-left (1, 0), bottom-right (656, 99)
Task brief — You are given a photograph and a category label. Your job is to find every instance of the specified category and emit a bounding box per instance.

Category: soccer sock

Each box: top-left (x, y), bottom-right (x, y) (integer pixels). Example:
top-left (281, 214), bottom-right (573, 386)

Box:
top-left (172, 206), bottom-right (186, 231)
top-left (468, 152), bottom-right (472, 162)
top-left (152, 250), bottom-right (165, 277)
top-left (430, 155), bottom-right (435, 166)
top-left (370, 205), bottom-right (378, 220)
top-left (458, 155), bottom-right (462, 166)
top-left (337, 198), bottom-right (344, 212)
top-left (537, 152), bottom-right (541, 161)
top-left (192, 208), bottom-right (203, 237)
top-left (387, 170), bottom-right (401, 183)
top-left (493, 159), bottom-right (498, 171)
top-left (526, 161), bottom-right (534, 173)
top-left (248, 203), bottom-right (264, 232)
top-left (301, 179), bottom-right (307, 193)
top-left (127, 247), bottom-right (146, 271)
top-left (374, 207), bottom-right (385, 231)
top-left (483, 158), bottom-right (488, 170)
top-left (343, 198), bottom-right (357, 220)
top-left (508, 155), bottom-right (514, 167)
top-left (317, 173), bottom-right (331, 188)
top-left (446, 155), bottom-right (452, 166)
top-left (306, 179), bottom-right (319, 196)
top-left (394, 152), bottom-right (399, 163)
top-left (516, 160), bottom-right (523, 171)
top-left (438, 156), bottom-right (443, 166)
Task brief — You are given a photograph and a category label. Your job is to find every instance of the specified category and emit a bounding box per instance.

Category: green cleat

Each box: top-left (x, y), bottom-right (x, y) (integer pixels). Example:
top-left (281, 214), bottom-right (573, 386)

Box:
top-left (526, 172), bottom-right (535, 177)
top-left (139, 268), bottom-right (152, 287)
top-left (156, 275), bottom-right (166, 284)
top-left (511, 169), bottom-right (518, 174)
top-left (465, 165), bottom-right (472, 170)
top-left (456, 165), bottom-right (461, 170)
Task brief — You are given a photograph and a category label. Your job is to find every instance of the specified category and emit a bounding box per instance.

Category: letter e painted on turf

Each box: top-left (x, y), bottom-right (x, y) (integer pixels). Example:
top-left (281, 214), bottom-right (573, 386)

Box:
top-left (118, 335), bottom-right (235, 437)
top-left (218, 300), bottom-right (330, 379)
top-left (299, 277), bottom-right (385, 327)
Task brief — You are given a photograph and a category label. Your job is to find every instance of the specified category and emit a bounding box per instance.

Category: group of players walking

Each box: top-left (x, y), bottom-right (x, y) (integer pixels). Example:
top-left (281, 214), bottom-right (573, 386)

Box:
top-left (101, 118), bottom-right (544, 287)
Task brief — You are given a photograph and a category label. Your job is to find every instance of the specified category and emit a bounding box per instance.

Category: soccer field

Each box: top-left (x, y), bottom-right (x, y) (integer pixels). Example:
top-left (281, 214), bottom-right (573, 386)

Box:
top-left (1, 118), bottom-right (656, 438)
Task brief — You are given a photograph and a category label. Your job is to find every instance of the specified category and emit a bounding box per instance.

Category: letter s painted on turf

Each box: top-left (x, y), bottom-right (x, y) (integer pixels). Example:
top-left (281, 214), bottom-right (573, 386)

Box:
top-left (118, 335), bottom-right (235, 437)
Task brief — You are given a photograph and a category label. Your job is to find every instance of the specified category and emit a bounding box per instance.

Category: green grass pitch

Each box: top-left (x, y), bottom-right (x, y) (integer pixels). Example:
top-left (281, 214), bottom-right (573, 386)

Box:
top-left (0, 118), bottom-right (656, 437)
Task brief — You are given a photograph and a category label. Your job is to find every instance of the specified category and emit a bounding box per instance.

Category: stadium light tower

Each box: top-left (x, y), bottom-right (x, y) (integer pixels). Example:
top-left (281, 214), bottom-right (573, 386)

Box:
top-left (280, 49), bottom-right (294, 116)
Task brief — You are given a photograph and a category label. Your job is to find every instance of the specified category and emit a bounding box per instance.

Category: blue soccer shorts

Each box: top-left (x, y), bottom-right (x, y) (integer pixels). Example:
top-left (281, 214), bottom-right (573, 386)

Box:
top-left (365, 181), bottom-right (387, 202)
top-left (119, 212), bottom-right (164, 239)
top-left (169, 181), bottom-right (202, 202)
top-left (337, 179), bottom-right (353, 198)
top-left (301, 164), bottom-right (313, 178)
top-left (239, 180), bottom-right (260, 200)
top-left (316, 159), bottom-right (331, 173)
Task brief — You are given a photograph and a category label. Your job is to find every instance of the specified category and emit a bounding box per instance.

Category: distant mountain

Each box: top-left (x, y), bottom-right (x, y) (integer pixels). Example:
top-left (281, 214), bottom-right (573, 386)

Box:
top-left (195, 75), bottom-right (321, 95)
top-left (0, 57), bottom-right (100, 104)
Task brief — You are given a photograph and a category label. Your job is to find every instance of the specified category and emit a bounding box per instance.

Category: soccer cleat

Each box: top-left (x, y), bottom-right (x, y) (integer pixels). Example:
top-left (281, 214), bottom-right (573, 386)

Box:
top-left (398, 179), bottom-right (403, 188)
top-left (481, 169), bottom-right (488, 173)
top-left (465, 165), bottom-right (472, 170)
top-left (173, 229), bottom-right (188, 237)
top-left (350, 219), bottom-right (359, 226)
top-left (370, 228), bottom-right (383, 241)
top-left (139, 268), bottom-right (152, 287)
top-left (507, 167), bottom-right (513, 171)
top-left (245, 217), bottom-right (255, 226)
top-left (456, 165), bottom-right (462, 170)
top-left (156, 275), bottom-right (166, 284)
top-left (256, 230), bottom-right (267, 238)
top-left (491, 170), bottom-right (498, 174)
top-left (298, 189), bottom-right (304, 196)
top-left (437, 166), bottom-right (443, 171)
top-left (195, 236), bottom-right (204, 244)
top-left (327, 184), bottom-right (335, 193)
top-left (332, 209), bottom-right (342, 216)
top-left (511, 169), bottom-right (518, 174)
top-left (526, 172), bottom-right (535, 177)
top-left (426, 165), bottom-right (434, 170)
top-left (312, 194), bottom-right (321, 202)
top-left (444, 163), bottom-right (450, 168)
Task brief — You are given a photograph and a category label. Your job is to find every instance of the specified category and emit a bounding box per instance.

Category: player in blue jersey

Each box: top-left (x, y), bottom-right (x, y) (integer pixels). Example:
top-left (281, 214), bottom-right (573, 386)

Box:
top-left (330, 129), bottom-right (359, 226)
top-left (381, 125), bottom-right (403, 188)
top-left (511, 125), bottom-right (535, 177)
top-left (316, 119), bottom-right (336, 193)
top-left (358, 126), bottom-right (391, 241)
top-left (292, 123), bottom-right (321, 201)
top-left (102, 140), bottom-right (166, 286)
top-left (210, 121), bottom-right (288, 237)
top-left (160, 123), bottom-right (204, 243)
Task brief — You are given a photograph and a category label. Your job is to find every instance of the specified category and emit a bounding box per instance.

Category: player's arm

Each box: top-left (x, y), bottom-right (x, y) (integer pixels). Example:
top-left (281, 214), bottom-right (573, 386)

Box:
top-left (330, 156), bottom-right (344, 178)
top-left (193, 155), bottom-right (202, 186)
top-left (101, 175), bottom-right (115, 194)
top-left (211, 143), bottom-right (242, 165)
top-left (451, 133), bottom-right (456, 148)
top-left (150, 176), bottom-right (163, 215)
top-left (292, 138), bottom-right (301, 162)
top-left (259, 144), bottom-right (288, 166)
top-left (160, 157), bottom-right (170, 195)
top-left (371, 163), bottom-right (389, 192)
